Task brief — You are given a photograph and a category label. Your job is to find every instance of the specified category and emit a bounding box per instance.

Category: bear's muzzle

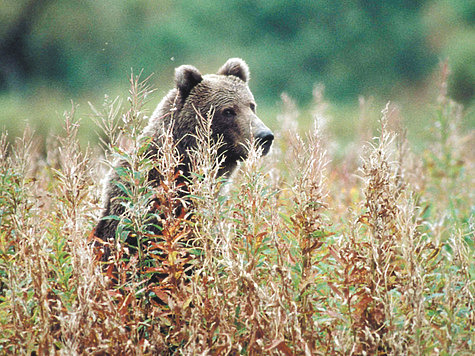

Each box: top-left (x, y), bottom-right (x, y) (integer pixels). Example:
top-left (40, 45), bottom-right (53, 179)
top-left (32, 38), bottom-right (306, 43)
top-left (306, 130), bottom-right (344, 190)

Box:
top-left (255, 129), bottom-right (274, 156)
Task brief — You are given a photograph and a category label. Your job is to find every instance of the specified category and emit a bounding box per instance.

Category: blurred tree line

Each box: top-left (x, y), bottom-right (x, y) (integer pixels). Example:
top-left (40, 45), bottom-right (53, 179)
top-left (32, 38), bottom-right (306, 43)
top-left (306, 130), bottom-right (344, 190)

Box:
top-left (0, 0), bottom-right (473, 105)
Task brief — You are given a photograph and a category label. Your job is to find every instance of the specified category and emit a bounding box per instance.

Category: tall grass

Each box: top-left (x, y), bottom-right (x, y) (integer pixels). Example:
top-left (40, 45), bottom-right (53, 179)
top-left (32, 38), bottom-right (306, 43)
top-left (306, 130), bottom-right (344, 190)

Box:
top-left (0, 65), bottom-right (473, 355)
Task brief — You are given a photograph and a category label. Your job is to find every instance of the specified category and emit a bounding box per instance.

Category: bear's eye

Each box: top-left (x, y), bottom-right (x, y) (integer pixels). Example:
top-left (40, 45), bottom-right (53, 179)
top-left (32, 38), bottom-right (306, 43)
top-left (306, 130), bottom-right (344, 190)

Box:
top-left (250, 103), bottom-right (256, 112)
top-left (222, 108), bottom-right (236, 117)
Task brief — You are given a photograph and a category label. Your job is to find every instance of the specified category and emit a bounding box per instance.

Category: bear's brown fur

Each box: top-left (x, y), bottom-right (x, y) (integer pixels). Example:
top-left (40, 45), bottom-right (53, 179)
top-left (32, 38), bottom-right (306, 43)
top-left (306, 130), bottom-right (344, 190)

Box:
top-left (95, 58), bottom-right (274, 245)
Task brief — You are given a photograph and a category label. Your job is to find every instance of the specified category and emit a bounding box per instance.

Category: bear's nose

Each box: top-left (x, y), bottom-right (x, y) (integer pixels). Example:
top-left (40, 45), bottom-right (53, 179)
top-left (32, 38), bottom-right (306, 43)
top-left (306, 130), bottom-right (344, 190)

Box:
top-left (255, 130), bottom-right (274, 156)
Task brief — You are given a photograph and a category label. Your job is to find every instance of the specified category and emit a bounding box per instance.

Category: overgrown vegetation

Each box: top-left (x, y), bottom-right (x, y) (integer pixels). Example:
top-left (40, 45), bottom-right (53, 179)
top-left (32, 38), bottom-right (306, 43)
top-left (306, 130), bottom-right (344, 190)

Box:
top-left (0, 65), bottom-right (473, 355)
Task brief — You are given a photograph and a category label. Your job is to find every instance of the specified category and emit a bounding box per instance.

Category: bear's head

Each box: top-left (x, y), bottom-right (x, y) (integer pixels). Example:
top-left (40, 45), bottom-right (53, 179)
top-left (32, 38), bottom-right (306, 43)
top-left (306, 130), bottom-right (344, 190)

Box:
top-left (160, 58), bottom-right (274, 175)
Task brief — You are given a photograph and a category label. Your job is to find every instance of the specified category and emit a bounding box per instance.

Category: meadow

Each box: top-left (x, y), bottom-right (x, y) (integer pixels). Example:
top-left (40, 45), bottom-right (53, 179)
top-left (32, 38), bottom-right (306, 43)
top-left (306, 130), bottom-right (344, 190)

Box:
top-left (0, 65), bottom-right (473, 355)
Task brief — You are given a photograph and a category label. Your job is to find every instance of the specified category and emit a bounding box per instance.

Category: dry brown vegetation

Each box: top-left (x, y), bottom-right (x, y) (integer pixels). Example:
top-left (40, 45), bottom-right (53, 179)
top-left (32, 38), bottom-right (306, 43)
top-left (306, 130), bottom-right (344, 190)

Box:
top-left (0, 65), bottom-right (473, 355)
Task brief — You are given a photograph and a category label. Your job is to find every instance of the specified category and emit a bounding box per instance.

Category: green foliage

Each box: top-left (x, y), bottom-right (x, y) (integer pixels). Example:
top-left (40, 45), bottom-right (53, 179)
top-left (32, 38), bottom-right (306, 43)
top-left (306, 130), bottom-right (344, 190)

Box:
top-left (2, 0), bottom-right (472, 104)
top-left (1, 0), bottom-right (473, 149)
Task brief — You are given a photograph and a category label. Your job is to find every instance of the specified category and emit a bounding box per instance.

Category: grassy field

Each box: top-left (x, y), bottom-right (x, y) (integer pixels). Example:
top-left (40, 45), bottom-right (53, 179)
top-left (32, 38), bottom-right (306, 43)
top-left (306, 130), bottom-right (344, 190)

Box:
top-left (0, 66), bottom-right (473, 355)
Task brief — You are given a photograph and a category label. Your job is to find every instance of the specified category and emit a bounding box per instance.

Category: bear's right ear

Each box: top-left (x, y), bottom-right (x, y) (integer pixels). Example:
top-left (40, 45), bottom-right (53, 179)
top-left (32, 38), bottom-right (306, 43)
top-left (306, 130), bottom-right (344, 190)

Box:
top-left (175, 65), bottom-right (203, 99)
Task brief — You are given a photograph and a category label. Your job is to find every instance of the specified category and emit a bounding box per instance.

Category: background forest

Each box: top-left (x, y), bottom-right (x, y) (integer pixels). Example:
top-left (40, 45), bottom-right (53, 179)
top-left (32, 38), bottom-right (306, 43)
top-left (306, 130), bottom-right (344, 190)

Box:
top-left (0, 0), bottom-right (473, 143)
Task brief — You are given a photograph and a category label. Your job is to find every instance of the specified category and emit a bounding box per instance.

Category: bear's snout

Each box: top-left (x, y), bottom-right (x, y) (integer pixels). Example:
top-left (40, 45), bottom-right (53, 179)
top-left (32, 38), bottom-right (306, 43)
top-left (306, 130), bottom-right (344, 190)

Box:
top-left (255, 129), bottom-right (274, 156)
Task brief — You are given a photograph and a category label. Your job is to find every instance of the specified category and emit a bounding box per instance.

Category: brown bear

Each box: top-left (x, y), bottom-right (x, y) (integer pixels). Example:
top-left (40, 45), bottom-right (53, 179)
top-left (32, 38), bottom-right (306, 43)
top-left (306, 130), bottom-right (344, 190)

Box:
top-left (95, 58), bottom-right (274, 245)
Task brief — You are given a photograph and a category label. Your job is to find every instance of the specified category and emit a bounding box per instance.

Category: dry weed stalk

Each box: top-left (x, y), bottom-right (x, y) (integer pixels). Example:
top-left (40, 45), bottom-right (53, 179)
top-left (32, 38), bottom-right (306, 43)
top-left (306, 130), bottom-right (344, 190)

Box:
top-left (50, 107), bottom-right (132, 354)
top-left (326, 103), bottom-right (426, 354)
top-left (418, 61), bottom-right (474, 355)
top-left (0, 127), bottom-right (44, 353)
top-left (287, 123), bottom-right (331, 351)
top-left (222, 141), bottom-right (285, 354)
top-left (357, 104), bottom-right (405, 353)
top-left (90, 72), bottom-right (195, 353)
top-left (424, 61), bottom-right (473, 224)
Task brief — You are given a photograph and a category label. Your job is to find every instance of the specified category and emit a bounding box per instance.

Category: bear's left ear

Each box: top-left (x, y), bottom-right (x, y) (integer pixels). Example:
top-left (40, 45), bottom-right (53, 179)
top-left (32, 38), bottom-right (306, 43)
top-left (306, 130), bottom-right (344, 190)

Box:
top-left (217, 58), bottom-right (249, 82)
top-left (175, 65), bottom-right (203, 99)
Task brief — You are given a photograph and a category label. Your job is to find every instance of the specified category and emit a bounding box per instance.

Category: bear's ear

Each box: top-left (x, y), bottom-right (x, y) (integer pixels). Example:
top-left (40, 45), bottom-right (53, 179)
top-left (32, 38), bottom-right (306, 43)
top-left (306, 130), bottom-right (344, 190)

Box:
top-left (175, 65), bottom-right (203, 99)
top-left (217, 58), bottom-right (249, 82)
